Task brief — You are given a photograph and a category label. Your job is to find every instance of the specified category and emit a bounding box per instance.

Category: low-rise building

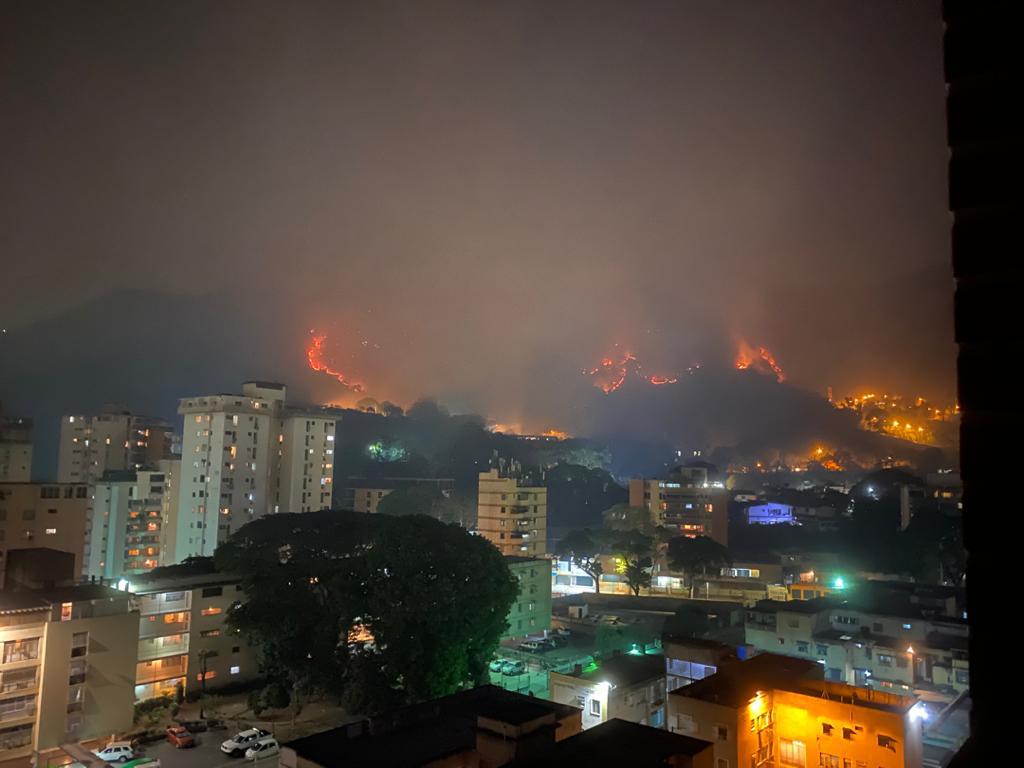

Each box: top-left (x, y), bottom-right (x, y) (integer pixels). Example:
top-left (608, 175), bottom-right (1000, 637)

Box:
top-left (745, 585), bottom-right (969, 703)
top-left (0, 585), bottom-right (137, 762)
top-left (0, 482), bottom-right (90, 585)
top-left (280, 685), bottom-right (581, 767)
top-left (129, 562), bottom-right (260, 701)
top-left (549, 653), bottom-right (667, 730)
top-left (669, 653), bottom-right (924, 768)
top-left (503, 556), bottom-right (552, 640)
top-left (662, 636), bottom-right (737, 692)
top-left (342, 477), bottom-right (455, 514)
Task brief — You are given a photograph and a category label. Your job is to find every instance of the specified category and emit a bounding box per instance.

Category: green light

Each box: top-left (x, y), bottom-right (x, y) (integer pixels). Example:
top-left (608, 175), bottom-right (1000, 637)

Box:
top-left (833, 577), bottom-right (845, 590)
top-left (628, 644), bottom-right (642, 656)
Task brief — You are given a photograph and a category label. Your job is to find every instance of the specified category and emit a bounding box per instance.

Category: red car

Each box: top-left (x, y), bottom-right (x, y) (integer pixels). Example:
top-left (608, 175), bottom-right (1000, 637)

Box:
top-left (166, 725), bottom-right (196, 748)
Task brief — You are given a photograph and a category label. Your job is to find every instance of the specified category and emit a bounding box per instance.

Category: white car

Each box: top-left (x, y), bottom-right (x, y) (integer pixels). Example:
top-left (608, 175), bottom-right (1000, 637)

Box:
top-left (93, 742), bottom-right (135, 763)
top-left (245, 736), bottom-right (280, 761)
top-left (221, 728), bottom-right (270, 756)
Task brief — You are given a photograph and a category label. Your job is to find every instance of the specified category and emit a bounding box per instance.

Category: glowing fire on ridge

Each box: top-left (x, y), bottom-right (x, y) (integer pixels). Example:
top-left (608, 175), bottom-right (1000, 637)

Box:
top-left (307, 331), bottom-right (365, 392)
top-left (584, 350), bottom-right (678, 393)
top-left (734, 340), bottom-right (785, 383)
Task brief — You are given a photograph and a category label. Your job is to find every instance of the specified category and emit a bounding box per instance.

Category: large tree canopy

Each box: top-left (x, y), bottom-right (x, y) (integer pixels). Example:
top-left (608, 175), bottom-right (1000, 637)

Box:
top-left (667, 535), bottom-right (731, 597)
top-left (214, 510), bottom-right (517, 714)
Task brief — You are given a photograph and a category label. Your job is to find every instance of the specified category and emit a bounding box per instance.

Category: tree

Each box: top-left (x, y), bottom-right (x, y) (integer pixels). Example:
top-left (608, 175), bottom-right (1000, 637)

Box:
top-left (375, 485), bottom-right (439, 517)
top-left (608, 529), bottom-right (654, 596)
top-left (556, 528), bottom-right (610, 593)
top-left (901, 507), bottom-right (966, 586)
top-left (602, 504), bottom-right (658, 537)
top-left (667, 536), bottom-right (731, 598)
top-left (215, 510), bottom-right (517, 714)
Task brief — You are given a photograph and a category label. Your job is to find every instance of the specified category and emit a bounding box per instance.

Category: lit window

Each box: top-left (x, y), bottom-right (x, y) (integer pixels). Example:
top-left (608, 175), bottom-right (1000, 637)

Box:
top-left (201, 607), bottom-right (223, 616)
top-left (45, 528), bottom-right (57, 535)
top-left (230, 666), bottom-right (240, 675)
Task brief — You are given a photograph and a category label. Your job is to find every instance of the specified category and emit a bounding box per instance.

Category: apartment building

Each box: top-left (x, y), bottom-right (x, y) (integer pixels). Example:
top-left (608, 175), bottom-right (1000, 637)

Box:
top-left (549, 653), bottom-right (668, 731)
top-left (0, 483), bottom-right (90, 583)
top-left (0, 416), bottom-right (32, 483)
top-left (175, 382), bottom-right (336, 559)
top-left (629, 464), bottom-right (729, 547)
top-left (502, 556), bottom-right (552, 640)
top-left (477, 469), bottom-right (547, 558)
top-left (745, 587), bottom-right (969, 703)
top-left (668, 653), bottom-right (923, 768)
top-left (58, 411), bottom-right (174, 484)
top-left (130, 564), bottom-right (260, 701)
top-left (0, 585), bottom-right (137, 762)
top-left (86, 470), bottom-right (168, 580)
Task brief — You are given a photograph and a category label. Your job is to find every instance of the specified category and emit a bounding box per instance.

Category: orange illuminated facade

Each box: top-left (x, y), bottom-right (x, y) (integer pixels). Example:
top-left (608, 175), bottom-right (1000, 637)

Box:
top-left (669, 653), bottom-right (923, 768)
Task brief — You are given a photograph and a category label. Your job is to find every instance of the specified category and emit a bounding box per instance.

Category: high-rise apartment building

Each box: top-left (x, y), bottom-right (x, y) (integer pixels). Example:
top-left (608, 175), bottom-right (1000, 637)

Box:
top-left (57, 409), bottom-right (173, 485)
top-left (175, 382), bottom-right (336, 559)
top-left (0, 414), bottom-right (32, 483)
top-left (477, 469), bottom-right (547, 558)
top-left (629, 463), bottom-right (729, 547)
top-left (86, 470), bottom-right (168, 580)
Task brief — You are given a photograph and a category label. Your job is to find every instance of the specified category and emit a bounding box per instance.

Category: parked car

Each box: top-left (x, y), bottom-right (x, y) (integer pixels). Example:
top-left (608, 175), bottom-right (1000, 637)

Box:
top-left (165, 725), bottom-right (195, 748)
top-left (546, 635), bottom-right (568, 648)
top-left (501, 660), bottom-right (526, 675)
top-left (245, 736), bottom-right (280, 761)
top-left (220, 728), bottom-right (270, 756)
top-left (518, 639), bottom-right (547, 653)
top-left (488, 658), bottom-right (506, 673)
top-left (93, 741), bottom-right (135, 763)
top-left (553, 627), bottom-right (571, 637)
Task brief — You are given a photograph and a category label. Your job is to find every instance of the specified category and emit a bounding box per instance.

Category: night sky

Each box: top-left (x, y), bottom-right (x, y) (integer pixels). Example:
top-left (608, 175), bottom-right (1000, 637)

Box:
top-left (1, 1), bottom-right (953, 441)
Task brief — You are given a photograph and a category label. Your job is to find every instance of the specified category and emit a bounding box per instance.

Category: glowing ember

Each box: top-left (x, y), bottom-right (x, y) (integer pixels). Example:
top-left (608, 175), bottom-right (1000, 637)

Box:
top-left (542, 428), bottom-right (569, 440)
top-left (584, 349), bottom-right (678, 393)
top-left (734, 340), bottom-right (785, 382)
top-left (307, 331), bottom-right (365, 392)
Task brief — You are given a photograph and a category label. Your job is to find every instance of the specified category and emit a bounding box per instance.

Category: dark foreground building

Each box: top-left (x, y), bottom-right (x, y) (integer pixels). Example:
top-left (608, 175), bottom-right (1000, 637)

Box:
top-left (279, 684), bottom-right (712, 768)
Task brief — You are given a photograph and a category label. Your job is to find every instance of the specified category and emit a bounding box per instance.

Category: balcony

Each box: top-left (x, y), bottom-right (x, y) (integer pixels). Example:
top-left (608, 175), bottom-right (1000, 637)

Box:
top-left (139, 615), bottom-right (190, 639)
top-left (0, 669), bottom-right (38, 695)
top-left (138, 635), bottom-right (190, 662)
top-left (138, 591), bottom-right (190, 616)
top-left (136, 657), bottom-right (188, 685)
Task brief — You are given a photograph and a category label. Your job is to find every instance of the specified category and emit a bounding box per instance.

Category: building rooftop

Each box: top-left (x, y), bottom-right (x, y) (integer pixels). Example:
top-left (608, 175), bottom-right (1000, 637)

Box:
top-left (510, 718), bottom-right (712, 767)
top-left (505, 556), bottom-right (550, 565)
top-left (672, 653), bottom-right (916, 715)
top-left (0, 583), bottom-right (129, 613)
top-left (671, 653), bottom-right (821, 709)
top-left (566, 653), bottom-right (666, 690)
top-left (284, 685), bottom-right (578, 768)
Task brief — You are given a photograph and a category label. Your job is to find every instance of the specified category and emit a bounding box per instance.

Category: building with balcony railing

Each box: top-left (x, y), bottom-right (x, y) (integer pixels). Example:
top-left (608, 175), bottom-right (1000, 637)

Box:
top-left (129, 560), bottom-right (261, 701)
top-left (477, 470), bottom-right (547, 558)
top-left (0, 584), bottom-right (137, 762)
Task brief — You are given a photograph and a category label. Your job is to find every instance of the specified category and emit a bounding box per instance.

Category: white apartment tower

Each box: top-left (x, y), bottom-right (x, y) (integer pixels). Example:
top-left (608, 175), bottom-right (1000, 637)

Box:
top-left (175, 382), bottom-right (335, 559)
top-left (87, 469), bottom-right (167, 580)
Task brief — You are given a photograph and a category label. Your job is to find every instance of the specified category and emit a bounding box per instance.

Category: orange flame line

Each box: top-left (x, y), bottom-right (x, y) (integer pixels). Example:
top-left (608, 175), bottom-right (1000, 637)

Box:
top-left (307, 332), bottom-right (365, 392)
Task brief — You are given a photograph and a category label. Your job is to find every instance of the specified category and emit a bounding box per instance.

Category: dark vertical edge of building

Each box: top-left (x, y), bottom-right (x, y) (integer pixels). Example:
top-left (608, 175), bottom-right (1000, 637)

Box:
top-left (943, 0), bottom-right (1024, 761)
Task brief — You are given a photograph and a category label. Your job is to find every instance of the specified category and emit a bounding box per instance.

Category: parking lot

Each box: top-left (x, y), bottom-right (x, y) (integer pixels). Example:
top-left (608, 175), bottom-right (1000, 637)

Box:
top-left (134, 730), bottom-right (281, 768)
